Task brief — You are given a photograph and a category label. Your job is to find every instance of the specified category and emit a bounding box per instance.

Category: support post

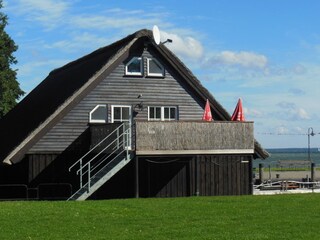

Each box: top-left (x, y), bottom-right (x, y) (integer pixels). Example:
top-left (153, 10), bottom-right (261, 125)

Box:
top-left (259, 163), bottom-right (264, 184)
top-left (248, 157), bottom-right (253, 194)
top-left (269, 165), bottom-right (271, 180)
top-left (311, 162), bottom-right (316, 183)
top-left (135, 156), bottom-right (139, 198)
top-left (195, 156), bottom-right (200, 196)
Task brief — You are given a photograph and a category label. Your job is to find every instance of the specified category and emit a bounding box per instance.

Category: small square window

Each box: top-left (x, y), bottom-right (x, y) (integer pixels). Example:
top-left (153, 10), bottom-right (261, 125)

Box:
top-left (147, 58), bottom-right (164, 77)
top-left (125, 57), bottom-right (143, 76)
top-left (89, 105), bottom-right (107, 123)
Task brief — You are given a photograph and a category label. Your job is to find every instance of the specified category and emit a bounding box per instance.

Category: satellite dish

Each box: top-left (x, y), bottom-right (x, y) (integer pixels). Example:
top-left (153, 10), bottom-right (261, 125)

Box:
top-left (152, 25), bottom-right (161, 45)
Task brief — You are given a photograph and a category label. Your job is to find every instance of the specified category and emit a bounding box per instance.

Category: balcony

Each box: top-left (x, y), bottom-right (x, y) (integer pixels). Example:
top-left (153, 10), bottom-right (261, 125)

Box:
top-left (135, 121), bottom-right (254, 155)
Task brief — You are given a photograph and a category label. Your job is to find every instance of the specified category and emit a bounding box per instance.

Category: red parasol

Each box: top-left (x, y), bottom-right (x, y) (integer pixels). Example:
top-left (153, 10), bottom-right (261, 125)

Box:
top-left (231, 98), bottom-right (245, 121)
top-left (202, 99), bottom-right (213, 121)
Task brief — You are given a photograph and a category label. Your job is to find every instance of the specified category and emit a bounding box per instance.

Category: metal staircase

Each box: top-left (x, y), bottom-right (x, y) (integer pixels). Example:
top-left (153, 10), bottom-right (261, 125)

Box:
top-left (68, 123), bottom-right (133, 200)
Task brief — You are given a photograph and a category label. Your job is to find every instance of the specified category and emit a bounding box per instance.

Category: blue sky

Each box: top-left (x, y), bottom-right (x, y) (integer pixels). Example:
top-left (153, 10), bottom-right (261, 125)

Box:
top-left (2, 0), bottom-right (320, 149)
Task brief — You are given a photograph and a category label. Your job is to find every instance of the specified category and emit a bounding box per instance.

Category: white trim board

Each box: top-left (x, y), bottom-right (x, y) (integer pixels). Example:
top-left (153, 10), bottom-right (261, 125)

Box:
top-left (136, 149), bottom-right (254, 156)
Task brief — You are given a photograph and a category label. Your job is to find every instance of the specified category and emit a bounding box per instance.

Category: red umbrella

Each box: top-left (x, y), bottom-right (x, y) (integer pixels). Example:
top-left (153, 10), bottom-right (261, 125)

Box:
top-left (202, 99), bottom-right (213, 121)
top-left (231, 98), bottom-right (245, 121)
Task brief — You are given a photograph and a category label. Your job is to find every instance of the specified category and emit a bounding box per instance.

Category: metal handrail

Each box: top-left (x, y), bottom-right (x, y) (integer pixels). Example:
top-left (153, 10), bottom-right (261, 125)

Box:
top-left (90, 137), bottom-right (126, 174)
top-left (75, 129), bottom-right (128, 175)
top-left (254, 180), bottom-right (320, 190)
top-left (69, 123), bottom-right (125, 172)
top-left (77, 131), bottom-right (128, 177)
top-left (69, 123), bottom-right (131, 191)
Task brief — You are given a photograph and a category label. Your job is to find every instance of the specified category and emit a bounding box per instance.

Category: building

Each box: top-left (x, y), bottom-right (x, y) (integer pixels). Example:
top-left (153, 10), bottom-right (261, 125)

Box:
top-left (0, 29), bottom-right (269, 200)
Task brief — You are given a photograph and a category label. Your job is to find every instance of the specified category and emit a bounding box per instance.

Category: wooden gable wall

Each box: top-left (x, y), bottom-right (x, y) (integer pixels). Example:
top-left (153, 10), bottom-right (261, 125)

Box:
top-left (28, 46), bottom-right (206, 154)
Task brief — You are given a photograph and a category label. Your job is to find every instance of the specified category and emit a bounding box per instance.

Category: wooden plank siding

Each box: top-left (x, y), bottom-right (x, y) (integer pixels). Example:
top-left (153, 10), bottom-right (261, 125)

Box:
top-left (28, 47), bottom-right (205, 154)
top-left (140, 157), bottom-right (191, 198)
top-left (139, 155), bottom-right (252, 198)
top-left (28, 154), bottom-right (57, 184)
top-left (195, 154), bottom-right (253, 196)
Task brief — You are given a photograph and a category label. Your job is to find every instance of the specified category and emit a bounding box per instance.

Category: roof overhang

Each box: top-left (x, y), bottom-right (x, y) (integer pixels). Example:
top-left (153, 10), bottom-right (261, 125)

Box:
top-left (2, 37), bottom-right (139, 165)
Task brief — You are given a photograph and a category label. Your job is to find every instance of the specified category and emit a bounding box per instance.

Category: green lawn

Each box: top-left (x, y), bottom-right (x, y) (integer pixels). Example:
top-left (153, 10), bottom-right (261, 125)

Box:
top-left (1, 194), bottom-right (320, 239)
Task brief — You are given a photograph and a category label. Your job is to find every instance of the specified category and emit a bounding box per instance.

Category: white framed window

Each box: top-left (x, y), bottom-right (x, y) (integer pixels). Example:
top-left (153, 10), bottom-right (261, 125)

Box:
top-left (111, 105), bottom-right (132, 124)
top-left (148, 106), bottom-right (162, 121)
top-left (125, 57), bottom-right (143, 76)
top-left (148, 106), bottom-right (177, 121)
top-left (111, 105), bottom-right (132, 149)
top-left (89, 105), bottom-right (107, 123)
top-left (147, 58), bottom-right (164, 77)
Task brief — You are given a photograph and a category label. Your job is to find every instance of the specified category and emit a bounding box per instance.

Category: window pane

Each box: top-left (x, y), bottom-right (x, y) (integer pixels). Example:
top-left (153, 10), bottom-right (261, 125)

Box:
top-left (113, 107), bottom-right (121, 120)
top-left (149, 107), bottom-right (154, 119)
top-left (122, 107), bottom-right (129, 120)
top-left (164, 108), bottom-right (169, 119)
top-left (170, 108), bottom-right (176, 119)
top-left (127, 58), bottom-right (141, 73)
top-left (91, 105), bottom-right (106, 122)
top-left (149, 59), bottom-right (163, 75)
top-left (156, 107), bottom-right (161, 119)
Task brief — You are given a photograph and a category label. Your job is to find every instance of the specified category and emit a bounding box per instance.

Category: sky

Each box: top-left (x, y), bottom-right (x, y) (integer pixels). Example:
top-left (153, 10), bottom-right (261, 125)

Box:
top-left (2, 0), bottom-right (320, 149)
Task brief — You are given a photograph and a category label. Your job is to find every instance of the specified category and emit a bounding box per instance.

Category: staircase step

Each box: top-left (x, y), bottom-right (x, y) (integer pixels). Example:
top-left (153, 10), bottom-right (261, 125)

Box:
top-left (68, 123), bottom-right (133, 201)
top-left (68, 153), bottom-right (133, 201)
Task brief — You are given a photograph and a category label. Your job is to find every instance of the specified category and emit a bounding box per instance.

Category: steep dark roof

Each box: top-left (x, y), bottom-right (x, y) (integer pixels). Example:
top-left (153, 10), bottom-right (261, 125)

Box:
top-left (0, 29), bottom-right (269, 164)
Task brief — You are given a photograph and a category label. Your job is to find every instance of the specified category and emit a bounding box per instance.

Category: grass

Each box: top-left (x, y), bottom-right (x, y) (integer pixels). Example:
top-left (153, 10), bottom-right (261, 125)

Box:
top-left (1, 194), bottom-right (320, 239)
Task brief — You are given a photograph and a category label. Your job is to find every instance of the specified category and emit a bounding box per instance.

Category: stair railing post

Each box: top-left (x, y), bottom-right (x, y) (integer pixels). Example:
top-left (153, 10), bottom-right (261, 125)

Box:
top-left (88, 161), bottom-right (91, 193)
top-left (117, 127), bottom-right (120, 149)
top-left (80, 158), bottom-right (83, 188)
top-left (126, 125), bottom-right (130, 160)
top-left (125, 127), bottom-right (128, 160)
top-left (123, 123), bottom-right (126, 150)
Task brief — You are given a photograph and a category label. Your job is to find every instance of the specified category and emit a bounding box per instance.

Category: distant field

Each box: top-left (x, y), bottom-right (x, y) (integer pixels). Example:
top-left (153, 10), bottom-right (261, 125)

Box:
top-left (1, 194), bottom-right (320, 239)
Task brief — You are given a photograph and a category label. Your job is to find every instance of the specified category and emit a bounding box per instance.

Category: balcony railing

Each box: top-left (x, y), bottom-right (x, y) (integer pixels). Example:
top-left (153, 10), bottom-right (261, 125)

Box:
top-left (135, 121), bottom-right (254, 155)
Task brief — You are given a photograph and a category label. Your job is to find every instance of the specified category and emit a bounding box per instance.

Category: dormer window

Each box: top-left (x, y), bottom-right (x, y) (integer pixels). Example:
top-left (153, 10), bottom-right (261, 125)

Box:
top-left (89, 105), bottom-right (107, 123)
top-left (147, 58), bottom-right (164, 77)
top-left (125, 57), bottom-right (143, 76)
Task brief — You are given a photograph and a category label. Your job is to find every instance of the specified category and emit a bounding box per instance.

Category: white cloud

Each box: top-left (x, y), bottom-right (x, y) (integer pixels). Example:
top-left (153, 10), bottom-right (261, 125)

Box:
top-left (292, 126), bottom-right (306, 134)
top-left (206, 51), bottom-right (268, 69)
top-left (276, 126), bottom-right (290, 134)
top-left (288, 88), bottom-right (306, 96)
top-left (18, 58), bottom-right (70, 94)
top-left (291, 64), bottom-right (307, 74)
top-left (7, 0), bottom-right (70, 29)
top-left (70, 15), bottom-right (156, 30)
top-left (18, 59), bottom-right (69, 76)
top-left (245, 108), bottom-right (264, 118)
top-left (105, 8), bottom-right (145, 16)
top-left (296, 108), bottom-right (310, 120)
top-left (161, 31), bottom-right (204, 60)
top-left (277, 101), bottom-right (310, 121)
top-left (44, 33), bottom-right (110, 53)
top-left (274, 126), bottom-right (309, 135)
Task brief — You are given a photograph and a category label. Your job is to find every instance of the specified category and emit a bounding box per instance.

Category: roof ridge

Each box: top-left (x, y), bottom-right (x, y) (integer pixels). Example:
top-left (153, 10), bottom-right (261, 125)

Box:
top-left (49, 29), bottom-right (152, 76)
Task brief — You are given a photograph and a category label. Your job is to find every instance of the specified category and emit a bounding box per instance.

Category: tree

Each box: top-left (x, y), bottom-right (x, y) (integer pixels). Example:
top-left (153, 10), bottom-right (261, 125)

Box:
top-left (0, 0), bottom-right (24, 118)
